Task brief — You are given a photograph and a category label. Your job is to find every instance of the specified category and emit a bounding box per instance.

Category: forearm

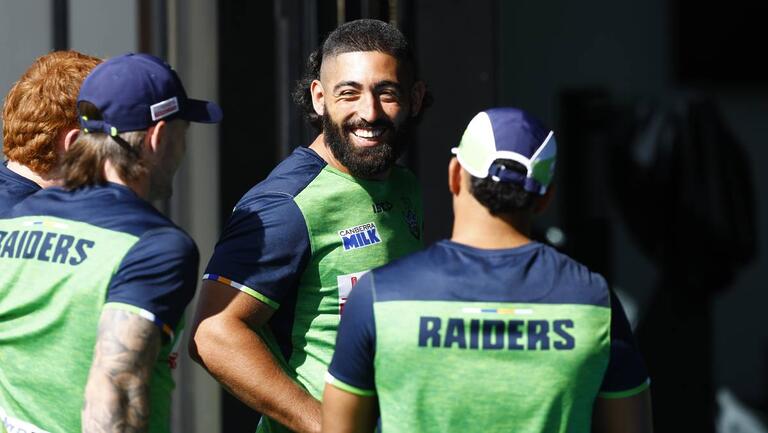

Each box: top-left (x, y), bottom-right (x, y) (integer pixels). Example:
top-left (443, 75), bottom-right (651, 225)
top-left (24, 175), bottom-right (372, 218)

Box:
top-left (82, 371), bottom-right (150, 433)
top-left (82, 309), bottom-right (161, 433)
top-left (191, 314), bottom-right (321, 433)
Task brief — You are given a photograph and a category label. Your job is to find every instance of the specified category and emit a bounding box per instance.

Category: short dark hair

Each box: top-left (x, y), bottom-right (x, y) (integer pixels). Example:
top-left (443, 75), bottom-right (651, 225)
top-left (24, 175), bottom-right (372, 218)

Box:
top-left (469, 159), bottom-right (536, 215)
top-left (292, 19), bottom-right (429, 131)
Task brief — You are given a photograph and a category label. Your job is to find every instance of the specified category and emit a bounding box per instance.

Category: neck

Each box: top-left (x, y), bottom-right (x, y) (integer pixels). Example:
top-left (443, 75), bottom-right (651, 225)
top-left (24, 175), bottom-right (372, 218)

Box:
top-left (451, 202), bottom-right (532, 250)
top-left (6, 160), bottom-right (61, 188)
top-left (103, 160), bottom-right (149, 199)
top-left (308, 134), bottom-right (391, 180)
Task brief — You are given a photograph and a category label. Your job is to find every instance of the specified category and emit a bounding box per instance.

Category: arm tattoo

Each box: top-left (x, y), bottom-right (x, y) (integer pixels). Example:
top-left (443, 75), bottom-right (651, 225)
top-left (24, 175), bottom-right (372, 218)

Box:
top-left (82, 308), bottom-right (162, 433)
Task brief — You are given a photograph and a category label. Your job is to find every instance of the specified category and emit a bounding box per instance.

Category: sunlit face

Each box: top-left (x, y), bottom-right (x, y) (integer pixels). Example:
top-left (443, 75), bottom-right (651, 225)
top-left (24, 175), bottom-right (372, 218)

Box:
top-left (313, 51), bottom-right (419, 177)
top-left (148, 119), bottom-right (189, 200)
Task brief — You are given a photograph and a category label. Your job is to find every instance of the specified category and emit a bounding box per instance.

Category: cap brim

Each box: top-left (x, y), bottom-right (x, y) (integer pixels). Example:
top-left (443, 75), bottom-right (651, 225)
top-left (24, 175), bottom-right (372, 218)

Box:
top-left (182, 98), bottom-right (223, 123)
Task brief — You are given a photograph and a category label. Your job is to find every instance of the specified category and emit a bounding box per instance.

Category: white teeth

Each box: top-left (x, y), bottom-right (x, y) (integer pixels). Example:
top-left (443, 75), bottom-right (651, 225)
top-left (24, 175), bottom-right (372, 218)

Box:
top-left (352, 128), bottom-right (384, 138)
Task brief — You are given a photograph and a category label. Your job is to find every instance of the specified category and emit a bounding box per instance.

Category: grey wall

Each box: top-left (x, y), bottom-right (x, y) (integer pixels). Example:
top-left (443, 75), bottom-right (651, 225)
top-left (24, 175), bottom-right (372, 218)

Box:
top-left (0, 1), bottom-right (53, 151)
top-left (499, 0), bottom-right (768, 404)
top-left (69, 0), bottom-right (137, 58)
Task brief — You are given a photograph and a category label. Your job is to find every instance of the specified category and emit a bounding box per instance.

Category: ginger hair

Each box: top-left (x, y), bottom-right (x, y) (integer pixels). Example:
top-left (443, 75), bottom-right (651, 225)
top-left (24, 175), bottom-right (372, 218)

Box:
top-left (3, 50), bottom-right (101, 174)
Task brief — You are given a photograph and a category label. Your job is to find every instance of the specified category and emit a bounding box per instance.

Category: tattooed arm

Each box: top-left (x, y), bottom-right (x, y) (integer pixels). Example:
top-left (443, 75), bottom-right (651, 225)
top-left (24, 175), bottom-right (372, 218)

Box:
top-left (82, 308), bottom-right (162, 433)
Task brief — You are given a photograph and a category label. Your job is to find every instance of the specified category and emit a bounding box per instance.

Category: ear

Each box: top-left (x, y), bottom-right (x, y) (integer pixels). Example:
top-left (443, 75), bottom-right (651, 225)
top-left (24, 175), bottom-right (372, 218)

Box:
top-left (409, 81), bottom-right (426, 117)
top-left (533, 184), bottom-right (556, 214)
top-left (147, 120), bottom-right (167, 153)
top-left (310, 79), bottom-right (325, 116)
top-left (61, 128), bottom-right (80, 152)
top-left (448, 157), bottom-right (462, 196)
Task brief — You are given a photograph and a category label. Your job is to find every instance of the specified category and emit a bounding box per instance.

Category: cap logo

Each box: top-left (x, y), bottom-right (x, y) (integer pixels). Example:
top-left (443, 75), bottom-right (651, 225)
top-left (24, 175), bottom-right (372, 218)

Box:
top-left (150, 97), bottom-right (179, 121)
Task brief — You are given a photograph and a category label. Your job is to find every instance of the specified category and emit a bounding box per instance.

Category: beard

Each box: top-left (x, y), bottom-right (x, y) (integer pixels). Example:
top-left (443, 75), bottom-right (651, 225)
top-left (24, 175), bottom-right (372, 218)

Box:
top-left (322, 111), bottom-right (410, 178)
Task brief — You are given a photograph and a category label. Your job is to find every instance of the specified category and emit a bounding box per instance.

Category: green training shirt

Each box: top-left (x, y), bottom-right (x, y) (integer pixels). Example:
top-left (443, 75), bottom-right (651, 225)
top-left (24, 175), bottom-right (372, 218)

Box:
top-left (204, 146), bottom-right (423, 432)
top-left (328, 240), bottom-right (650, 433)
top-left (0, 184), bottom-right (198, 433)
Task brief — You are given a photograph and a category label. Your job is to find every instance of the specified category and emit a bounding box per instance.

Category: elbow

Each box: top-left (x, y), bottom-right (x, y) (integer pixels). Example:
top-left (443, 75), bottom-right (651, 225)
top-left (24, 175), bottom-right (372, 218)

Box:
top-left (188, 315), bottom-right (232, 370)
top-left (187, 334), bottom-right (204, 366)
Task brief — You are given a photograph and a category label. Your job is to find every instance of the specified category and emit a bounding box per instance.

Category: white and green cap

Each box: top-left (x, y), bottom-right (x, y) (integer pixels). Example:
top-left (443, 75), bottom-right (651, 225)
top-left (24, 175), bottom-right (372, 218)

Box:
top-left (451, 107), bottom-right (557, 195)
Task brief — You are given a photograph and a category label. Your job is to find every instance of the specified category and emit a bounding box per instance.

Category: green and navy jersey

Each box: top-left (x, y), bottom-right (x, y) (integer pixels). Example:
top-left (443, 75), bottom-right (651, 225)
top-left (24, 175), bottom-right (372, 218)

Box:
top-left (0, 162), bottom-right (40, 214)
top-left (328, 240), bottom-right (650, 433)
top-left (0, 183), bottom-right (198, 433)
top-left (204, 146), bottom-right (422, 432)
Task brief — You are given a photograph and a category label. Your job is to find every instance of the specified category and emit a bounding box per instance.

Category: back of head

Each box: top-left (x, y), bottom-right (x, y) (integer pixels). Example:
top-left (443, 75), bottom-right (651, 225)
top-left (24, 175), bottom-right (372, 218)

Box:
top-left (453, 107), bottom-right (557, 216)
top-left (2, 51), bottom-right (101, 175)
top-left (293, 19), bottom-right (419, 132)
top-left (61, 102), bottom-right (150, 190)
top-left (61, 53), bottom-right (222, 191)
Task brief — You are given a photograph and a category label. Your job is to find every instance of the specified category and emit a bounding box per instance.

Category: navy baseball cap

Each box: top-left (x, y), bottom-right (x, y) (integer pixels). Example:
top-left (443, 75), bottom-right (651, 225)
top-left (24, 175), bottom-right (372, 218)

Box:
top-left (77, 53), bottom-right (222, 135)
top-left (451, 107), bottom-right (557, 195)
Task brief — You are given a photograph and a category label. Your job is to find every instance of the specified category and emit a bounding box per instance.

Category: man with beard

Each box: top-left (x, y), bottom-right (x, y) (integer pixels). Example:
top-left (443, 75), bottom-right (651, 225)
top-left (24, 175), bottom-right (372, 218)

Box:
top-left (190, 19), bottom-right (427, 433)
top-left (0, 53), bottom-right (222, 433)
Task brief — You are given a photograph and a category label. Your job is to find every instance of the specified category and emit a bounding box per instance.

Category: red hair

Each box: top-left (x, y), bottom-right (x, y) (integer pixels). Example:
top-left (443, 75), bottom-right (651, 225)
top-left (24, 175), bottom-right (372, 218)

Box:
top-left (3, 50), bottom-right (101, 174)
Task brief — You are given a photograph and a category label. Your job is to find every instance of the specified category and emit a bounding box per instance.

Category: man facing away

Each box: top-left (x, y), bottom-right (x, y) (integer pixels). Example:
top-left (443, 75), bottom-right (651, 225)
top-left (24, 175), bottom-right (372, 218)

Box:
top-left (0, 53), bottom-right (222, 433)
top-left (190, 19), bottom-right (427, 433)
top-left (323, 108), bottom-right (653, 433)
top-left (1, 50), bottom-right (101, 211)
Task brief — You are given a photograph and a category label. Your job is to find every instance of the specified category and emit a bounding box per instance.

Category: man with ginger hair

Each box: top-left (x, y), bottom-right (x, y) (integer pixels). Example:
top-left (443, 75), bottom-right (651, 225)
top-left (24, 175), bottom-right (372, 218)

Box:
top-left (0, 53), bottom-right (221, 433)
top-left (1, 50), bottom-right (101, 210)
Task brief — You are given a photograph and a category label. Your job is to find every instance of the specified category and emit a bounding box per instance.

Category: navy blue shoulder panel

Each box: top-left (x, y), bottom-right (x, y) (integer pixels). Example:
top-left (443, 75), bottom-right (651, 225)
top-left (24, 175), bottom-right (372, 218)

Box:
top-left (204, 146), bottom-right (325, 361)
top-left (8, 183), bottom-right (178, 237)
top-left (0, 162), bottom-right (41, 214)
top-left (238, 146), bottom-right (326, 205)
top-left (371, 240), bottom-right (609, 307)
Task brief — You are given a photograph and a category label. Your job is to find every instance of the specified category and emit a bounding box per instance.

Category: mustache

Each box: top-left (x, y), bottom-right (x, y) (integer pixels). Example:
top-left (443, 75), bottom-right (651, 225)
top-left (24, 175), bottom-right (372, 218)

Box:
top-left (342, 118), bottom-right (395, 130)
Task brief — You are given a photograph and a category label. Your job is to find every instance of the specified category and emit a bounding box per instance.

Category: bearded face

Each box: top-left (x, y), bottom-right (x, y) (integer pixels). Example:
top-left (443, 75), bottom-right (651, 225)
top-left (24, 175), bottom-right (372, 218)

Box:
top-left (312, 51), bottom-right (424, 178)
top-left (321, 109), bottom-right (410, 178)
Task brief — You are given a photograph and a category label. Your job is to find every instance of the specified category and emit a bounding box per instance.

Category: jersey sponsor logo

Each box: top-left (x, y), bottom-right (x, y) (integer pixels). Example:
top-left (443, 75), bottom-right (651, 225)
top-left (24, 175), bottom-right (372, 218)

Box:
top-left (372, 201), bottom-right (392, 214)
top-left (0, 229), bottom-right (94, 266)
top-left (400, 196), bottom-right (420, 240)
top-left (338, 222), bottom-right (381, 251)
top-left (336, 270), bottom-right (369, 314)
top-left (0, 405), bottom-right (52, 433)
top-left (417, 317), bottom-right (575, 351)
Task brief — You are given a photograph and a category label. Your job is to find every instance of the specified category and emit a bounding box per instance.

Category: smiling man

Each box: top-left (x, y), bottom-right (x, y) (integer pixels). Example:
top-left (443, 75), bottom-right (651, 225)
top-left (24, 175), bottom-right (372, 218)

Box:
top-left (190, 19), bottom-right (427, 433)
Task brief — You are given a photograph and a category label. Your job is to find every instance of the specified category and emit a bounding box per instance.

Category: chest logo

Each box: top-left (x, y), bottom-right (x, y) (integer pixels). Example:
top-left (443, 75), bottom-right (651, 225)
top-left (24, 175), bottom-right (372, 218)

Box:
top-left (372, 201), bottom-right (392, 214)
top-left (338, 222), bottom-right (382, 251)
top-left (337, 270), bottom-right (369, 314)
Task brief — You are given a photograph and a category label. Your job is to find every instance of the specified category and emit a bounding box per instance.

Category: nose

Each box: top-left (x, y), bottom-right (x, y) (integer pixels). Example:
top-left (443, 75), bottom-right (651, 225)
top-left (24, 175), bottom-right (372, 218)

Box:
top-left (356, 91), bottom-right (383, 124)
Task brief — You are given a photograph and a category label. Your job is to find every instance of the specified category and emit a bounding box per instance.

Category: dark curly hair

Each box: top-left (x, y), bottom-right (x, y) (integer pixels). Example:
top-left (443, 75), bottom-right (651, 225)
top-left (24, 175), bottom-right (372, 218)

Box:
top-left (292, 19), bottom-right (430, 132)
top-left (469, 159), bottom-right (536, 215)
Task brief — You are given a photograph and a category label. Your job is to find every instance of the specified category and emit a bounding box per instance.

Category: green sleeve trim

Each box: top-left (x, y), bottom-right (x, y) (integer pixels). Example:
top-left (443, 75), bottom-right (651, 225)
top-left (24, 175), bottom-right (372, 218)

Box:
top-left (325, 372), bottom-right (376, 397)
top-left (103, 302), bottom-right (175, 340)
top-left (598, 378), bottom-right (651, 399)
top-left (202, 273), bottom-right (280, 309)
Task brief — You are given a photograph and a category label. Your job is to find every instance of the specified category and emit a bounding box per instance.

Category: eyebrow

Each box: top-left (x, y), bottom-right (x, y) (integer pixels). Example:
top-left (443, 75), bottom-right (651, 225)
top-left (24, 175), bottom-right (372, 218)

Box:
top-left (333, 80), bottom-right (404, 93)
top-left (333, 81), bottom-right (363, 92)
top-left (373, 80), bottom-right (403, 92)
